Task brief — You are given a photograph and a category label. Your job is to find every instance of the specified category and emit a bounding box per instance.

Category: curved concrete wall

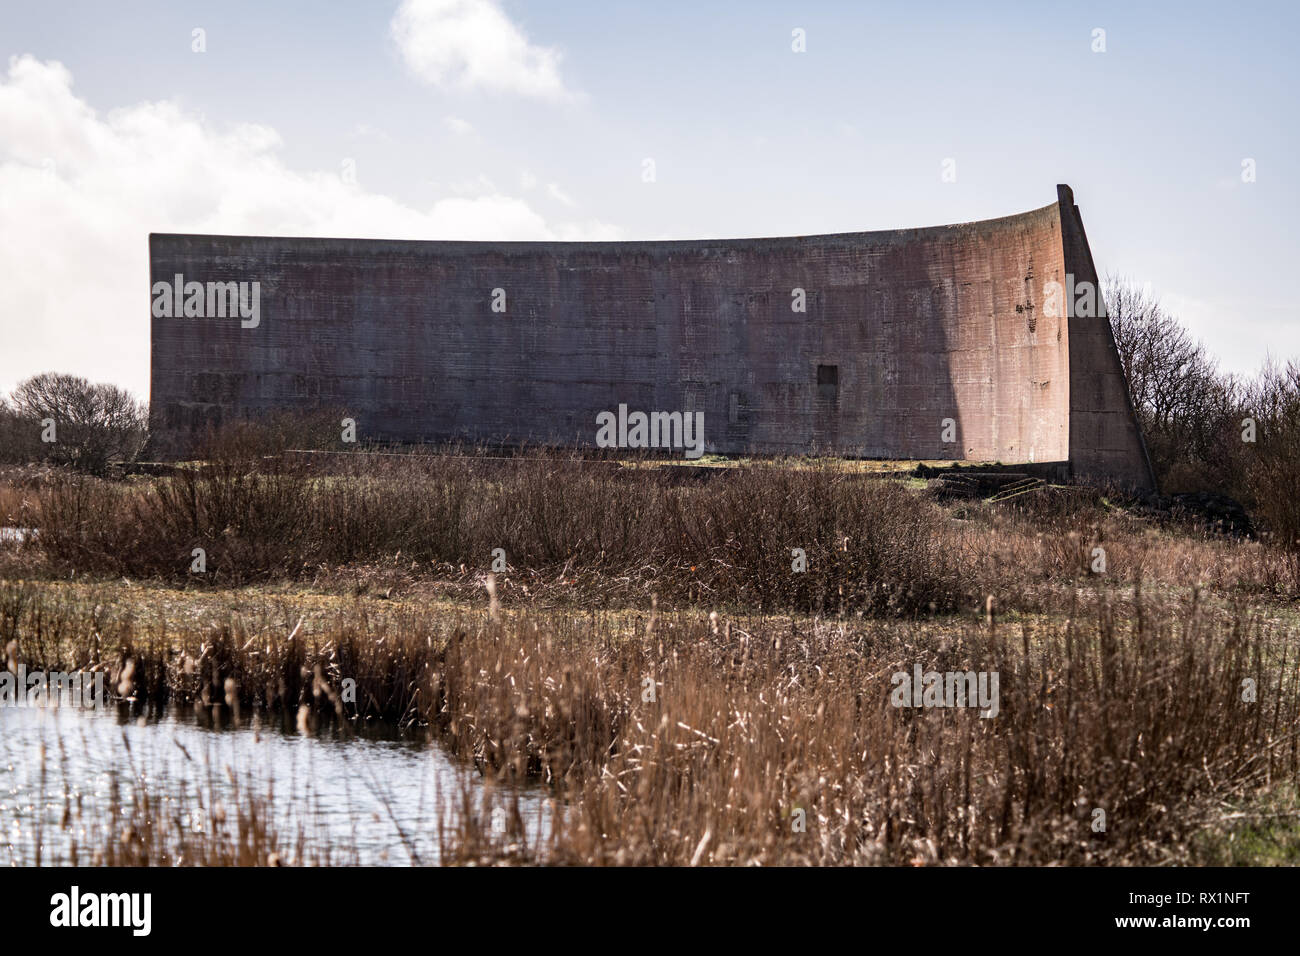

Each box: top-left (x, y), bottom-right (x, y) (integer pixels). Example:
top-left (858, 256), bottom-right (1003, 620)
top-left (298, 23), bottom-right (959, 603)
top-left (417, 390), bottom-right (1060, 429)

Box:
top-left (148, 185), bottom-right (1154, 489)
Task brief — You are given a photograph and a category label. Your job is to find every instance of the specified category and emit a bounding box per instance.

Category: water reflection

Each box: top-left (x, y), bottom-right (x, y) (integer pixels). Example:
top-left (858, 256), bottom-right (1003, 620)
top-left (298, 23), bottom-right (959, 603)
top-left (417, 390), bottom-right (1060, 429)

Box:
top-left (0, 702), bottom-right (549, 865)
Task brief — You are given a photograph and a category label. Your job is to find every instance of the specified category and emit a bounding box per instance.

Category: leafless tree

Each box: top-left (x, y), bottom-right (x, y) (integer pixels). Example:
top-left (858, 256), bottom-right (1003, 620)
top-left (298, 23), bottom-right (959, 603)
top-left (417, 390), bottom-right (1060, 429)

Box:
top-left (6, 372), bottom-right (148, 473)
top-left (1104, 275), bottom-right (1243, 491)
top-left (0, 397), bottom-right (44, 464)
top-left (1242, 358), bottom-right (1300, 557)
top-left (1104, 275), bottom-right (1226, 428)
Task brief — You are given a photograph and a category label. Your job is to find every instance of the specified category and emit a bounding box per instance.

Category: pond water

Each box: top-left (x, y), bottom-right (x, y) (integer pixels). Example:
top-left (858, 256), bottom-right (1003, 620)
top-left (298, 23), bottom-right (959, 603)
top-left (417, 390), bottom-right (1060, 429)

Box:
top-left (0, 527), bottom-right (33, 543)
top-left (0, 702), bottom-right (550, 865)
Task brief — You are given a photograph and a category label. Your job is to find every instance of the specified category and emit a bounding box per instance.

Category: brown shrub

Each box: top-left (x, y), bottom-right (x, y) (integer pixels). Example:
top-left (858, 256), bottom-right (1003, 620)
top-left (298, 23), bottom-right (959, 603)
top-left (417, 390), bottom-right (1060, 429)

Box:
top-left (30, 446), bottom-right (972, 615)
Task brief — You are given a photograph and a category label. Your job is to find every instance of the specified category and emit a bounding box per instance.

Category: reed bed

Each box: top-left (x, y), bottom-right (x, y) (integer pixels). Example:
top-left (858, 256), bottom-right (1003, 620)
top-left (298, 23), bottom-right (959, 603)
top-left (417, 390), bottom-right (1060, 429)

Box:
top-left (3, 578), bottom-right (1296, 865)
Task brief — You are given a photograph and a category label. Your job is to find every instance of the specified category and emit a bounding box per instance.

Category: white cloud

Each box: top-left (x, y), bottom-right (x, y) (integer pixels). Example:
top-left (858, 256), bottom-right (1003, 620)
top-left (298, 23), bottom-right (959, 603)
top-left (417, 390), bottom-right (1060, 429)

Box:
top-left (444, 173), bottom-right (498, 195)
top-left (0, 56), bottom-right (617, 397)
top-left (391, 0), bottom-right (574, 101)
top-left (550, 220), bottom-right (624, 242)
top-left (546, 182), bottom-right (575, 206)
top-left (444, 114), bottom-right (474, 135)
top-left (349, 123), bottom-right (395, 144)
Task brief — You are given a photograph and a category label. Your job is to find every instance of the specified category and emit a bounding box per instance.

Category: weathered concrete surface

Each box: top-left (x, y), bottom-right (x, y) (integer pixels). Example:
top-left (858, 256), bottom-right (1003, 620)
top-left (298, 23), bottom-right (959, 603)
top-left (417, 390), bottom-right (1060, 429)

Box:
top-left (148, 185), bottom-right (1155, 490)
top-left (1056, 185), bottom-right (1156, 489)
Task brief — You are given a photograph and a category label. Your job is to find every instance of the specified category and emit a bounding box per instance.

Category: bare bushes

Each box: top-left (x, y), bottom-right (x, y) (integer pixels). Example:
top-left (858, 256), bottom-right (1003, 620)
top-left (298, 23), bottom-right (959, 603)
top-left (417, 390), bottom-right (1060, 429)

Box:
top-left (32, 450), bottom-right (972, 615)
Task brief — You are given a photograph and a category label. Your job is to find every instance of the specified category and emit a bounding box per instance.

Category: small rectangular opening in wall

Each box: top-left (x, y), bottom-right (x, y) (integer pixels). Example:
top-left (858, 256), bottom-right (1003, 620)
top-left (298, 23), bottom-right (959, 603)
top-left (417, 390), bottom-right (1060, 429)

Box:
top-left (817, 364), bottom-right (838, 400)
top-left (729, 391), bottom-right (740, 424)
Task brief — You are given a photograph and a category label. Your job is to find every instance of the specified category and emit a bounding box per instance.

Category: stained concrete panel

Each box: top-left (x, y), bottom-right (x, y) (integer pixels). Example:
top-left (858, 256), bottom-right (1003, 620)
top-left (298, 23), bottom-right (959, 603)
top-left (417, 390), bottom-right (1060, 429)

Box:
top-left (148, 186), bottom-right (1155, 490)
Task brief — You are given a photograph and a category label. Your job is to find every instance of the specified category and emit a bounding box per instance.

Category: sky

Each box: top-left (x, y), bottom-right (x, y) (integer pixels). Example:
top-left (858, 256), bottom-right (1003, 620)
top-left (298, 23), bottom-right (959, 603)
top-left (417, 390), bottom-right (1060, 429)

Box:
top-left (1, 0), bottom-right (1296, 400)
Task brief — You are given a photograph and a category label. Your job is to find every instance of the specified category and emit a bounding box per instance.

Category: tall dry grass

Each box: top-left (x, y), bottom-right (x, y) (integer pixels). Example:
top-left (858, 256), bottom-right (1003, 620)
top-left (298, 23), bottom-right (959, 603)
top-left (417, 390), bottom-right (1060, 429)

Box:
top-left (6, 430), bottom-right (1299, 867)
top-left (435, 591), bottom-right (1300, 865)
top-left (17, 740), bottom-right (318, 867)
top-left (24, 450), bottom-right (1297, 611)
top-left (27, 451), bottom-right (975, 615)
top-left (4, 578), bottom-right (1296, 865)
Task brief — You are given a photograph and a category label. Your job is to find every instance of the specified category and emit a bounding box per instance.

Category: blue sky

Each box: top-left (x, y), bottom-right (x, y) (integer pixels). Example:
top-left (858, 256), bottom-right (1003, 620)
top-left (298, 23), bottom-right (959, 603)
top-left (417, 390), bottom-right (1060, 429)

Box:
top-left (1, 0), bottom-right (1295, 397)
